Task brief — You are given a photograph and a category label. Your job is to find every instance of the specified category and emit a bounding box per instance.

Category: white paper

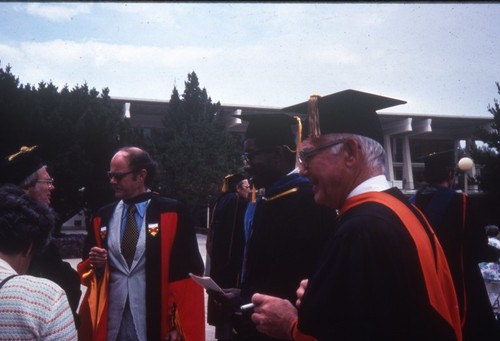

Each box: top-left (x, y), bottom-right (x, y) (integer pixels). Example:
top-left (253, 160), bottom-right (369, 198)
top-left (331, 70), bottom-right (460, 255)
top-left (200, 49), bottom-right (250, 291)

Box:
top-left (189, 273), bottom-right (225, 293)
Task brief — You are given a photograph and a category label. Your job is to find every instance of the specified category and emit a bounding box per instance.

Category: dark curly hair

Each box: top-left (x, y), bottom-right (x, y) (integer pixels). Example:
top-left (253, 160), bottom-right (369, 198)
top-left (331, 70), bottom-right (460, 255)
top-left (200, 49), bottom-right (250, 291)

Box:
top-left (0, 184), bottom-right (54, 255)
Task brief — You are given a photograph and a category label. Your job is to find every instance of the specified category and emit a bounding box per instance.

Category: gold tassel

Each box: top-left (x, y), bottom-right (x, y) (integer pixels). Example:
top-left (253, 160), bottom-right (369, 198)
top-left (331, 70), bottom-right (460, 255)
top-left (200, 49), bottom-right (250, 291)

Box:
top-left (307, 94), bottom-right (321, 138)
top-left (221, 173), bottom-right (233, 193)
top-left (8, 145), bottom-right (38, 161)
top-left (221, 180), bottom-right (228, 193)
top-left (251, 185), bottom-right (256, 203)
top-left (293, 115), bottom-right (302, 168)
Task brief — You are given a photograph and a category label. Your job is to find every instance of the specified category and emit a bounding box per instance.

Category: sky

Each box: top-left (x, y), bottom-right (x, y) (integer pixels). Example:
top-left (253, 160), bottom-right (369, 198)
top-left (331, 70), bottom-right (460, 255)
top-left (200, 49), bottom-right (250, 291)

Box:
top-left (0, 2), bottom-right (499, 117)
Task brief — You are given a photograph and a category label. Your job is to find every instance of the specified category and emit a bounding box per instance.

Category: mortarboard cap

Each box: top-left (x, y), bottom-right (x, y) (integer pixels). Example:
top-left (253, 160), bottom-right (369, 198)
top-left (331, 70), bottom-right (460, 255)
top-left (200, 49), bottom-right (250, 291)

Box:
top-left (283, 89), bottom-right (406, 145)
top-left (235, 113), bottom-right (304, 168)
top-left (236, 113), bottom-right (299, 149)
top-left (424, 150), bottom-right (455, 170)
top-left (423, 150), bottom-right (456, 184)
top-left (221, 171), bottom-right (247, 193)
top-left (0, 145), bottom-right (44, 185)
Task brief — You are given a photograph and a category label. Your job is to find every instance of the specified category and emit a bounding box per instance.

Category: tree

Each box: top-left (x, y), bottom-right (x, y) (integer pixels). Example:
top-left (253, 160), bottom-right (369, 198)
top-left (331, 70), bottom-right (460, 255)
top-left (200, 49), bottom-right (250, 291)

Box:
top-left (0, 62), bottom-right (142, 232)
top-left (471, 82), bottom-right (500, 196)
top-left (0, 63), bottom-right (241, 230)
top-left (148, 71), bottom-right (242, 227)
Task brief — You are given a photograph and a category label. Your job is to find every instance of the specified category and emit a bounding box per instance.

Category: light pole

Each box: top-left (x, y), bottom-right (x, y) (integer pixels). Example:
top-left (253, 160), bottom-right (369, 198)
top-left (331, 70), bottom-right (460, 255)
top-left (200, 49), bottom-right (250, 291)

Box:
top-left (458, 157), bottom-right (474, 193)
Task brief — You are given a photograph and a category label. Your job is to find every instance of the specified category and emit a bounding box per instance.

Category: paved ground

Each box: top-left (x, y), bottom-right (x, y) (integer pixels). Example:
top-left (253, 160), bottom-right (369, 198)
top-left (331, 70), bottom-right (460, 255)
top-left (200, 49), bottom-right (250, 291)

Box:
top-left (67, 233), bottom-right (216, 340)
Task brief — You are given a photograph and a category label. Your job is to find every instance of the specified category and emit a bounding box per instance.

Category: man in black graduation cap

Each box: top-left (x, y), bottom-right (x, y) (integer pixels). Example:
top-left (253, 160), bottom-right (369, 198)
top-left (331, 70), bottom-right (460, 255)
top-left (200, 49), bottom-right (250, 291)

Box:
top-left (249, 90), bottom-right (463, 341)
top-left (0, 145), bottom-right (82, 328)
top-left (411, 151), bottom-right (500, 340)
top-left (213, 113), bottom-right (336, 341)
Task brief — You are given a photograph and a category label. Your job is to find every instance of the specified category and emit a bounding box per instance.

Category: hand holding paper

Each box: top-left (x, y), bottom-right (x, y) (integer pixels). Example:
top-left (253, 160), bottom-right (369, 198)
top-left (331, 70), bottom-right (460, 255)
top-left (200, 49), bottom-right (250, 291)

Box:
top-left (188, 273), bottom-right (224, 293)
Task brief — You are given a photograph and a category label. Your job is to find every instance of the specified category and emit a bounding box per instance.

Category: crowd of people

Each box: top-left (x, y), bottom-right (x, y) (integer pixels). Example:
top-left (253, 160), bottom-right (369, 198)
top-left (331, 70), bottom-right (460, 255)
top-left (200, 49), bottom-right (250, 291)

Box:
top-left (1, 89), bottom-right (500, 341)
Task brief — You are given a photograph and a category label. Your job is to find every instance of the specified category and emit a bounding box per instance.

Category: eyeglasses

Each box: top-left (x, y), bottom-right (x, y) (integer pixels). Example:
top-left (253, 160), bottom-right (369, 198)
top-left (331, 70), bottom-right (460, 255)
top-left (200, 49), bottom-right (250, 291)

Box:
top-left (241, 148), bottom-right (274, 165)
top-left (36, 178), bottom-right (54, 186)
top-left (107, 171), bottom-right (134, 181)
top-left (298, 139), bottom-right (345, 166)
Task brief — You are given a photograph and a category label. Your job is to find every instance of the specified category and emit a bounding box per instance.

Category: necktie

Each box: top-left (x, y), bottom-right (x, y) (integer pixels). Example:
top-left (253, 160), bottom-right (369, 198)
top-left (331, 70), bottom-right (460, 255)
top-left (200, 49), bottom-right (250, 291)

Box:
top-left (122, 204), bottom-right (139, 267)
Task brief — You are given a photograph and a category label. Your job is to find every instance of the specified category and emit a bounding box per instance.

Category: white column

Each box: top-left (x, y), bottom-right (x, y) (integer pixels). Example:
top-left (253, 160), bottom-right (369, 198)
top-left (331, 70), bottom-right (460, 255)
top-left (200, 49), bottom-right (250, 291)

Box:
top-left (402, 136), bottom-right (413, 190)
top-left (384, 134), bottom-right (395, 184)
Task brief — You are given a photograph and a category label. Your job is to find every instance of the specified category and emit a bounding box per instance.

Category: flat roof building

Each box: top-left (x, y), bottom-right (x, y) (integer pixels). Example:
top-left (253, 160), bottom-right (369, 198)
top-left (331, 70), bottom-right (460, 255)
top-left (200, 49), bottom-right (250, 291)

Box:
top-left (110, 93), bottom-right (492, 193)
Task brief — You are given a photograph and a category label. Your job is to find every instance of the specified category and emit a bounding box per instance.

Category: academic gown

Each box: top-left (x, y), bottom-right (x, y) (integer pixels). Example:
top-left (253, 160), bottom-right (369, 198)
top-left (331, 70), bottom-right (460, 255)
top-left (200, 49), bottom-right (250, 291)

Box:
top-left (236, 173), bottom-right (337, 340)
top-left (206, 191), bottom-right (247, 328)
top-left (297, 188), bottom-right (461, 341)
top-left (413, 186), bottom-right (500, 340)
top-left (78, 192), bottom-right (205, 341)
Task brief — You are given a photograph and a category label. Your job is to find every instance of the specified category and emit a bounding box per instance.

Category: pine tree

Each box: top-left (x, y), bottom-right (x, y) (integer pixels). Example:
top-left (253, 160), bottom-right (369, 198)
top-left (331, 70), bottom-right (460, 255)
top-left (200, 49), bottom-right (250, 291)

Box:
top-left (472, 82), bottom-right (500, 197)
top-left (149, 71), bottom-right (242, 227)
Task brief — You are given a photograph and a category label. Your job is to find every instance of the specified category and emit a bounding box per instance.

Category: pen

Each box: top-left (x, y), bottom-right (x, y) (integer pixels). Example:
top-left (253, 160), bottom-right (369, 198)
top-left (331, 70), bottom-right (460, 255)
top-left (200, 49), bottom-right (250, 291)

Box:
top-left (240, 303), bottom-right (255, 312)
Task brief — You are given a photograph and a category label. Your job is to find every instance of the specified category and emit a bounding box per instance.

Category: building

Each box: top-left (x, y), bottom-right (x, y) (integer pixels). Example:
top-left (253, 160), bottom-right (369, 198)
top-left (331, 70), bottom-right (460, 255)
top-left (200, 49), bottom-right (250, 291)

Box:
top-left (110, 94), bottom-right (492, 193)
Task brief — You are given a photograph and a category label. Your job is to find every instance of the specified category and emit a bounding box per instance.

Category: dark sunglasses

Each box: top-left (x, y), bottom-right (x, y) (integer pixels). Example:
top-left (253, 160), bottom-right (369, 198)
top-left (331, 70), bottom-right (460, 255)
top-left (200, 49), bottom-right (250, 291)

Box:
top-left (107, 170), bottom-right (134, 181)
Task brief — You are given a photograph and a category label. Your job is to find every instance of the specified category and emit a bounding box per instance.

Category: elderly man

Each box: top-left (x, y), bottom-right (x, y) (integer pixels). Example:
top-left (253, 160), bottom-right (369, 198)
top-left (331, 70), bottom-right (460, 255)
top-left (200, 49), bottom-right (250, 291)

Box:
top-left (0, 145), bottom-right (81, 328)
top-left (250, 90), bottom-right (462, 341)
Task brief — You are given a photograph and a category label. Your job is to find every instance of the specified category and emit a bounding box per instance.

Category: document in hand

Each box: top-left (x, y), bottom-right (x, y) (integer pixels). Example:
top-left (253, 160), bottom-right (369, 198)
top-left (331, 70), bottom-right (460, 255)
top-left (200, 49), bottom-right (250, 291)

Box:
top-left (188, 273), bottom-right (225, 293)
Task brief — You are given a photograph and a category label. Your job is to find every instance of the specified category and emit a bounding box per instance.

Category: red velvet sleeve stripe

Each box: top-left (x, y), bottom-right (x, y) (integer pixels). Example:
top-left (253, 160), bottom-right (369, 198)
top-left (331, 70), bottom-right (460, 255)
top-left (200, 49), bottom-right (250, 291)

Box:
top-left (160, 212), bottom-right (178, 338)
top-left (160, 211), bottom-right (205, 340)
top-left (169, 278), bottom-right (206, 341)
top-left (459, 193), bottom-right (467, 327)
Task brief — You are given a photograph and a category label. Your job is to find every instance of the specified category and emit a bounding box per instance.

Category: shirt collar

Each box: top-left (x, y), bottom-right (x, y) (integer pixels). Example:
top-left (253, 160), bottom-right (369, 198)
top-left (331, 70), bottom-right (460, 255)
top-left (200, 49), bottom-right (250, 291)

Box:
top-left (129, 200), bottom-right (147, 219)
top-left (122, 190), bottom-right (151, 219)
top-left (347, 175), bottom-right (390, 199)
top-left (0, 258), bottom-right (17, 275)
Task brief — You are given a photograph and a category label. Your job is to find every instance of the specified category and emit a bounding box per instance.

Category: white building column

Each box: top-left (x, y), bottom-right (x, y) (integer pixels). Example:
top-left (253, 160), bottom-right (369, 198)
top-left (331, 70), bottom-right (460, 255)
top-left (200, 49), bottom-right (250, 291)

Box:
top-left (384, 134), bottom-right (395, 184)
top-left (402, 135), bottom-right (413, 190)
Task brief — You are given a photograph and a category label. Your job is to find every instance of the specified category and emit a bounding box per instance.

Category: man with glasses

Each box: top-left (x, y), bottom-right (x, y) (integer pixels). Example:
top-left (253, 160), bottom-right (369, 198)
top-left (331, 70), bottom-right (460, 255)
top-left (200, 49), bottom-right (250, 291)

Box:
top-left (213, 114), bottom-right (336, 341)
top-left (78, 146), bottom-right (205, 341)
top-left (249, 90), bottom-right (462, 340)
top-left (0, 145), bottom-right (82, 328)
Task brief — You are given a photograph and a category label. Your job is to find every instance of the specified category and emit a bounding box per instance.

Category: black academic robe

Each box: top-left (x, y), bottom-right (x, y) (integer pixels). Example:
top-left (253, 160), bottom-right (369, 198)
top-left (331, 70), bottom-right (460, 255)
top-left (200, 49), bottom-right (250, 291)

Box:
top-left (413, 186), bottom-right (500, 340)
top-left (206, 192), bottom-right (247, 327)
top-left (236, 173), bottom-right (337, 341)
top-left (79, 192), bottom-right (205, 341)
top-left (298, 188), bottom-right (460, 341)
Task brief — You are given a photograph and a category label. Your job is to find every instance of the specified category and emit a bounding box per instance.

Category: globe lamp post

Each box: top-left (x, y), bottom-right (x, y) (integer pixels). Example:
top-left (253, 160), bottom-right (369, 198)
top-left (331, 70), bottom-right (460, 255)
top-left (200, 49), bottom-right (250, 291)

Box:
top-left (458, 157), bottom-right (474, 192)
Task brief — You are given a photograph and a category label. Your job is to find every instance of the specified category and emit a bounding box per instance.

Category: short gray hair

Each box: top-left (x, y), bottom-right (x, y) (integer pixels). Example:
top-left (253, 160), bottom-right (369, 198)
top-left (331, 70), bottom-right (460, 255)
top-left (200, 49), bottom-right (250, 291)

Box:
top-left (18, 166), bottom-right (44, 189)
top-left (326, 134), bottom-right (386, 174)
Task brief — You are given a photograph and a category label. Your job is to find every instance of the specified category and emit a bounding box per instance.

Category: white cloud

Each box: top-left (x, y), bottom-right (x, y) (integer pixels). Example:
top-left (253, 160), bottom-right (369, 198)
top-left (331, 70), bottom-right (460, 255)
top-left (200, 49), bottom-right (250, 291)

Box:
top-left (17, 40), bottom-right (225, 68)
top-left (1, 3), bottom-right (499, 116)
top-left (25, 3), bottom-right (91, 22)
top-left (0, 44), bottom-right (22, 62)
